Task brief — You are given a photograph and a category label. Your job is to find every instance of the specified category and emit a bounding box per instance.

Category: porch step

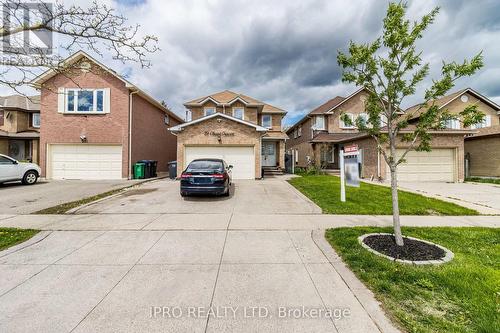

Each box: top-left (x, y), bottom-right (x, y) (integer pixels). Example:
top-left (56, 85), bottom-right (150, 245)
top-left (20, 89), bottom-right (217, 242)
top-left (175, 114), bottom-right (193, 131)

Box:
top-left (324, 169), bottom-right (340, 175)
top-left (262, 166), bottom-right (285, 176)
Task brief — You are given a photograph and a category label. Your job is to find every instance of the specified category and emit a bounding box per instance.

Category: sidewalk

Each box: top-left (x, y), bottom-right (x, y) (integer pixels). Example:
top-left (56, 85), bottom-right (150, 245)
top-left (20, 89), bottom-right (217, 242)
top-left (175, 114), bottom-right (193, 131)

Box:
top-left (0, 213), bottom-right (498, 231)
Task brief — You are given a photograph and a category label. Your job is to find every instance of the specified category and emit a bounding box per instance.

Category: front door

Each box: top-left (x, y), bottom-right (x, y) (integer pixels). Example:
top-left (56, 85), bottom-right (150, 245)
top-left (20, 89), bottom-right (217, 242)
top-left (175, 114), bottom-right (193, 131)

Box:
top-left (262, 142), bottom-right (276, 166)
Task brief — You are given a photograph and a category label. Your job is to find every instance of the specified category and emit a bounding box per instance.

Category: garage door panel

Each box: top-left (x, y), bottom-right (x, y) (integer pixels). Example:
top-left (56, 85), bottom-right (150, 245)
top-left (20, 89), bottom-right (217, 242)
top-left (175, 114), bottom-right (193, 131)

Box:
top-left (185, 146), bottom-right (255, 180)
top-left (387, 149), bottom-right (455, 182)
top-left (50, 144), bottom-right (122, 180)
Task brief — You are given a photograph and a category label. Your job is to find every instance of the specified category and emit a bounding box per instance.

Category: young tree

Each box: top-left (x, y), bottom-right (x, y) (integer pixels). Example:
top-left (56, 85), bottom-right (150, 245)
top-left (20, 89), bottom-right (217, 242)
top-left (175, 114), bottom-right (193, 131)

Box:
top-left (337, 2), bottom-right (484, 246)
top-left (0, 0), bottom-right (158, 94)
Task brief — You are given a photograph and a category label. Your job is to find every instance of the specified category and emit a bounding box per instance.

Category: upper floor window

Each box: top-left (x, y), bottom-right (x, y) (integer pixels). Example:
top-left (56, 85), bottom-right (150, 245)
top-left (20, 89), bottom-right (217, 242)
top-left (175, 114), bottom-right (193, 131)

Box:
top-left (358, 113), bottom-right (368, 127)
top-left (32, 113), bottom-right (41, 128)
top-left (313, 116), bottom-right (325, 130)
top-left (443, 119), bottom-right (461, 130)
top-left (262, 114), bottom-right (272, 128)
top-left (164, 114), bottom-right (170, 125)
top-left (379, 114), bottom-right (388, 127)
top-left (0, 110), bottom-right (4, 126)
top-left (340, 113), bottom-right (355, 129)
top-left (66, 89), bottom-right (105, 113)
top-left (471, 115), bottom-right (491, 129)
top-left (232, 107), bottom-right (244, 120)
top-left (204, 107), bottom-right (216, 116)
top-left (298, 126), bottom-right (302, 137)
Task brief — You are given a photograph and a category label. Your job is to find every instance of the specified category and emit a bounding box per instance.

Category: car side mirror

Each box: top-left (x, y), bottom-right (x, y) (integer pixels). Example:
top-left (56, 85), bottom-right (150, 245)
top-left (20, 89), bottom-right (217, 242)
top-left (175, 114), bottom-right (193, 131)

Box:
top-left (13, 160), bottom-right (18, 164)
top-left (228, 165), bottom-right (233, 169)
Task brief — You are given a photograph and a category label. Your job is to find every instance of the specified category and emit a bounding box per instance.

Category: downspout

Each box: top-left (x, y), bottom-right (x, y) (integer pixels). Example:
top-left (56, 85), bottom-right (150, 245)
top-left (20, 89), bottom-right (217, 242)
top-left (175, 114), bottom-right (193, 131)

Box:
top-left (128, 90), bottom-right (139, 179)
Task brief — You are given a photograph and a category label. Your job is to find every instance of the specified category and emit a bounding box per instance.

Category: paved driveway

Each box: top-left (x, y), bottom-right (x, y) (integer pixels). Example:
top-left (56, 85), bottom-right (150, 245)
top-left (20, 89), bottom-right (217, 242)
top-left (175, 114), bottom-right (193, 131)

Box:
top-left (0, 179), bottom-right (139, 214)
top-left (396, 181), bottom-right (500, 214)
top-left (0, 229), bottom-right (397, 333)
top-left (75, 177), bottom-right (321, 215)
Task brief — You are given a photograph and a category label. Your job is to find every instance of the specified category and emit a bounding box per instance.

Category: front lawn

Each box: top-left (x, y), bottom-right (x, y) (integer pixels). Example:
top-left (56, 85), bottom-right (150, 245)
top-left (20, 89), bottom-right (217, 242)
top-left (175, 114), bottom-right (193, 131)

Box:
top-left (465, 177), bottom-right (500, 185)
top-left (0, 228), bottom-right (39, 251)
top-left (288, 175), bottom-right (478, 215)
top-left (326, 227), bottom-right (500, 333)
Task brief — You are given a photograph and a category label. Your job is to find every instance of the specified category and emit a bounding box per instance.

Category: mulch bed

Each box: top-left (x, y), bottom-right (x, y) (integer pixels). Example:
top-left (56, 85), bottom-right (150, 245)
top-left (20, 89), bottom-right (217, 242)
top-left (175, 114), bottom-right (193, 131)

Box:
top-left (363, 234), bottom-right (446, 261)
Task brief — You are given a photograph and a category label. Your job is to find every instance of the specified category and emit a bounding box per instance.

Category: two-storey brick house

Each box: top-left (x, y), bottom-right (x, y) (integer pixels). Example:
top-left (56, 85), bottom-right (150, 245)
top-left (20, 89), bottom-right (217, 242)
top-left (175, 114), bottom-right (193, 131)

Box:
top-left (32, 50), bottom-right (183, 180)
top-left (286, 88), bottom-right (475, 182)
top-left (169, 90), bottom-right (288, 179)
top-left (0, 95), bottom-right (41, 163)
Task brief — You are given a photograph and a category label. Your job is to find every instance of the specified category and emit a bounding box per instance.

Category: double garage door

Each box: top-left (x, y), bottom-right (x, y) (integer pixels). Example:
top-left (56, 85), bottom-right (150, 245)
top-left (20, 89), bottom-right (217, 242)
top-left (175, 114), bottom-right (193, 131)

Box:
top-left (185, 146), bottom-right (255, 180)
top-left (49, 144), bottom-right (122, 180)
top-left (387, 148), bottom-right (456, 182)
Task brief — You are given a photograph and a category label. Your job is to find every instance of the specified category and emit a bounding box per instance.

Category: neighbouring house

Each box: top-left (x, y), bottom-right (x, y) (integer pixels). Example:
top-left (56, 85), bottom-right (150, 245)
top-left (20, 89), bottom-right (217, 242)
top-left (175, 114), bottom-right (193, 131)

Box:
top-left (169, 90), bottom-right (288, 179)
top-left (0, 95), bottom-right (41, 163)
top-left (286, 88), bottom-right (474, 182)
top-left (31, 50), bottom-right (183, 180)
top-left (406, 88), bottom-right (500, 178)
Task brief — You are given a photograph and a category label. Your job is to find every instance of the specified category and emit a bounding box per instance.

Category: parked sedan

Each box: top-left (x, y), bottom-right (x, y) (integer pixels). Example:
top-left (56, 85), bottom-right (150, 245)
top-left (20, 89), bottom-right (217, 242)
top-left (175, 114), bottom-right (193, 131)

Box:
top-left (180, 159), bottom-right (232, 197)
top-left (0, 154), bottom-right (41, 185)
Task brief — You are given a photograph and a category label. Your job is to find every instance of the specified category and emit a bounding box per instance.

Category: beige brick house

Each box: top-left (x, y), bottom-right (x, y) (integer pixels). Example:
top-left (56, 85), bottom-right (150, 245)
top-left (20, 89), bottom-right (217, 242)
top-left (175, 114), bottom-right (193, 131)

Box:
top-left (286, 88), bottom-right (474, 182)
top-left (0, 95), bottom-right (40, 163)
top-left (32, 50), bottom-right (183, 180)
top-left (169, 91), bottom-right (288, 179)
top-left (406, 88), bottom-right (500, 178)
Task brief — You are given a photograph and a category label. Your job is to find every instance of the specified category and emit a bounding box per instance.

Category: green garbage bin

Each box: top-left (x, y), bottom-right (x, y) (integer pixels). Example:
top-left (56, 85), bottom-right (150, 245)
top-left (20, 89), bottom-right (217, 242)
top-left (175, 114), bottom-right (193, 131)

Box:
top-left (134, 163), bottom-right (146, 179)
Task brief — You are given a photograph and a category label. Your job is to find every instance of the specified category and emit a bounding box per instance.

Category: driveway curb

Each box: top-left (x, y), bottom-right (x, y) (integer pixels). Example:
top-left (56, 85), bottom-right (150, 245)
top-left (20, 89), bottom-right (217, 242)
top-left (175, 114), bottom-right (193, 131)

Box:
top-left (0, 230), bottom-right (52, 258)
top-left (311, 229), bottom-right (401, 333)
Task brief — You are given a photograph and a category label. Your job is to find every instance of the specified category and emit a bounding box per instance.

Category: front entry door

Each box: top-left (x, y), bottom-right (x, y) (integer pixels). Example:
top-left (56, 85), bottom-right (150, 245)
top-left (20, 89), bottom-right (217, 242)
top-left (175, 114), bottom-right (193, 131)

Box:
top-left (262, 142), bottom-right (276, 166)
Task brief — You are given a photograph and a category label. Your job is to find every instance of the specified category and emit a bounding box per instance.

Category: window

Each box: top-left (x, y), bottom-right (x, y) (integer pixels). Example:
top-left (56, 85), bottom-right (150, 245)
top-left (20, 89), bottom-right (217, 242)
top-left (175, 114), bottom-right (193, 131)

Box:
top-left (65, 89), bottom-right (105, 113)
top-left (0, 110), bottom-right (4, 126)
top-left (313, 116), bottom-right (325, 130)
top-left (379, 114), bottom-right (388, 127)
top-left (164, 114), bottom-right (170, 125)
top-left (0, 156), bottom-right (15, 164)
top-left (32, 113), bottom-right (41, 128)
top-left (204, 107), bottom-right (216, 116)
top-left (232, 107), bottom-right (244, 120)
top-left (471, 115), bottom-right (491, 129)
top-left (298, 126), bottom-right (302, 137)
top-left (358, 113), bottom-right (368, 127)
top-left (262, 115), bottom-right (272, 128)
top-left (340, 113), bottom-right (355, 129)
top-left (443, 119), bottom-right (461, 129)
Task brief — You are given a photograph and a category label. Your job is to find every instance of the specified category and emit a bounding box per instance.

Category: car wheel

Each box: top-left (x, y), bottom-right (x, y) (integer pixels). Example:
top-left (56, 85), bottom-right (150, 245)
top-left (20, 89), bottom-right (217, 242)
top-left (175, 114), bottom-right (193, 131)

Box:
top-left (22, 170), bottom-right (38, 185)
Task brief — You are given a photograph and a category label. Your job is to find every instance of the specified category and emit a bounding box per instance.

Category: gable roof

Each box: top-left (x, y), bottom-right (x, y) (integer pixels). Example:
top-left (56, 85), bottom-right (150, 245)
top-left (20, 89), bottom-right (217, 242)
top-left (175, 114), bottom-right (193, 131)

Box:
top-left (184, 90), bottom-right (286, 114)
top-left (0, 95), bottom-right (40, 111)
top-left (168, 112), bottom-right (268, 133)
top-left (406, 88), bottom-right (500, 119)
top-left (30, 50), bottom-right (183, 123)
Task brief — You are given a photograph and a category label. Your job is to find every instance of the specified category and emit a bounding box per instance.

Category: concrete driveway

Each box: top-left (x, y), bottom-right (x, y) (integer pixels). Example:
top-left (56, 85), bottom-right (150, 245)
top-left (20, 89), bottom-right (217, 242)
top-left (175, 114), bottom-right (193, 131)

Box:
top-left (75, 177), bottom-right (321, 215)
top-left (0, 229), bottom-right (397, 333)
top-left (396, 181), bottom-right (500, 214)
top-left (0, 179), bottom-right (141, 214)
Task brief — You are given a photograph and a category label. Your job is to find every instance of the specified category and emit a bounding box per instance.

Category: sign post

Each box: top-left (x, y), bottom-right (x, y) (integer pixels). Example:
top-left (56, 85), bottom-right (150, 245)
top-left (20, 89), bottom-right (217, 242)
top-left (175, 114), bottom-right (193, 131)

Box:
top-left (340, 144), bottom-right (360, 202)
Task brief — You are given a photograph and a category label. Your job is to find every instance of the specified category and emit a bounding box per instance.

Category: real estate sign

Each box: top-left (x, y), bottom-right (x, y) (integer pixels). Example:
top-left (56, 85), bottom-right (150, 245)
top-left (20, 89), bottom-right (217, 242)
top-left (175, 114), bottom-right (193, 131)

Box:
top-left (343, 144), bottom-right (360, 188)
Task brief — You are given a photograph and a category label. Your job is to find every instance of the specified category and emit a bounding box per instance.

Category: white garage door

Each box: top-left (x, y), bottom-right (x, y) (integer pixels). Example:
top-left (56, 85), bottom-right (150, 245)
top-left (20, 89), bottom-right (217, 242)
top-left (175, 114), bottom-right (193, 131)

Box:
top-left (185, 146), bottom-right (255, 180)
top-left (387, 148), bottom-right (455, 182)
top-left (50, 144), bottom-right (123, 180)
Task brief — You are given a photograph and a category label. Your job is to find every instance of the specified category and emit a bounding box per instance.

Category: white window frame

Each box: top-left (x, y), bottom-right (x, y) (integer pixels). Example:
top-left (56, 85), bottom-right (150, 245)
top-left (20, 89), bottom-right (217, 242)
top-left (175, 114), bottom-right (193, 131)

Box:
top-left (262, 114), bottom-right (272, 128)
top-left (340, 113), bottom-right (355, 129)
top-left (471, 115), bottom-right (491, 129)
top-left (313, 116), bottom-right (325, 130)
top-left (298, 126), bottom-right (302, 137)
top-left (204, 107), bottom-right (216, 116)
top-left (32, 113), bottom-right (41, 128)
top-left (232, 107), bottom-right (244, 120)
top-left (65, 88), bottom-right (106, 114)
top-left (444, 119), bottom-right (461, 130)
top-left (379, 114), bottom-right (388, 127)
top-left (358, 113), bottom-right (369, 127)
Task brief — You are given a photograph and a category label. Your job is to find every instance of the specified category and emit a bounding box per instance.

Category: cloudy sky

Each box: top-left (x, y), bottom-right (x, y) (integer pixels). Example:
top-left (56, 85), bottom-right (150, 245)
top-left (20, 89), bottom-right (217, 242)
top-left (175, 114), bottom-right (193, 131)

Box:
top-left (6, 0), bottom-right (500, 124)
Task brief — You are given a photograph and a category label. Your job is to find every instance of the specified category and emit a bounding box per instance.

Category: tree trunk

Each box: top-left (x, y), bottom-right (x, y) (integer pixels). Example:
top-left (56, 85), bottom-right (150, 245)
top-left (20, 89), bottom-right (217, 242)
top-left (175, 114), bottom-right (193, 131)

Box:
top-left (390, 165), bottom-right (404, 246)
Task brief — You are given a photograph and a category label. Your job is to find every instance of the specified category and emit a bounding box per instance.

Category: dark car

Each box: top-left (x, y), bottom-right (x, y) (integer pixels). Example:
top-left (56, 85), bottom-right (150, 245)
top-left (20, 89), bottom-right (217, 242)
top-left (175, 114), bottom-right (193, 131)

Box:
top-left (180, 159), bottom-right (232, 197)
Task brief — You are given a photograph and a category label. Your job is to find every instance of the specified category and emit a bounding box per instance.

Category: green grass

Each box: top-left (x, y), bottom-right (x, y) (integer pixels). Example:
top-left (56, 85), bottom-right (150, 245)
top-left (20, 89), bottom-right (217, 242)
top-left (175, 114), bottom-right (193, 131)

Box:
top-left (325, 227), bottom-right (500, 333)
top-left (33, 188), bottom-right (124, 214)
top-left (288, 175), bottom-right (478, 215)
top-left (466, 177), bottom-right (500, 185)
top-left (0, 228), bottom-right (39, 251)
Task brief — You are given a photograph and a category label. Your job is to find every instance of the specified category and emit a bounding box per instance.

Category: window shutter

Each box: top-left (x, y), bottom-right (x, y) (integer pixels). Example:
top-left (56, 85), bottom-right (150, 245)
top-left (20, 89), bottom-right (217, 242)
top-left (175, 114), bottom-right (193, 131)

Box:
top-left (57, 88), bottom-right (65, 113)
top-left (103, 88), bottom-right (111, 113)
top-left (486, 115), bottom-right (491, 127)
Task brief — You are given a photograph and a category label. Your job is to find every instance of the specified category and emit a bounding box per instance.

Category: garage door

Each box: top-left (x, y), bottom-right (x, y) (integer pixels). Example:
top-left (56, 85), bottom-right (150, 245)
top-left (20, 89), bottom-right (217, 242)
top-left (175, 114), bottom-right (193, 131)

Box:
top-left (50, 144), bottom-right (122, 180)
top-left (387, 148), bottom-right (455, 182)
top-left (185, 146), bottom-right (255, 180)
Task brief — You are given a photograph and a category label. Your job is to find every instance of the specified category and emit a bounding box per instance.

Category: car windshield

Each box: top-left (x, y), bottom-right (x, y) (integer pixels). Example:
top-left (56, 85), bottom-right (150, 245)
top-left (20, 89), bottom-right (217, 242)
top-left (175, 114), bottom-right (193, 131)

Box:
top-left (187, 160), bottom-right (223, 172)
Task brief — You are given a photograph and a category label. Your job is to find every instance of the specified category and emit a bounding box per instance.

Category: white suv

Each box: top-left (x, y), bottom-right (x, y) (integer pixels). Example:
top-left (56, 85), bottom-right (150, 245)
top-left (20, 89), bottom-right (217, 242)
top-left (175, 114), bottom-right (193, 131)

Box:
top-left (0, 154), bottom-right (41, 185)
